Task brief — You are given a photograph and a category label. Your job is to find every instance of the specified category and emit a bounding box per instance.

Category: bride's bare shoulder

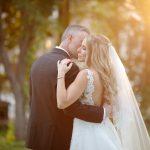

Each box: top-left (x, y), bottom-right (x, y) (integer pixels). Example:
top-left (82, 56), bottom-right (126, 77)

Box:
top-left (78, 69), bottom-right (88, 76)
top-left (74, 69), bottom-right (88, 82)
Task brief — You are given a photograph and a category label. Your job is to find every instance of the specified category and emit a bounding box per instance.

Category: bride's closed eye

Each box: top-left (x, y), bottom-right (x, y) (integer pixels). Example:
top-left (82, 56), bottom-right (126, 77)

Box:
top-left (82, 46), bottom-right (86, 51)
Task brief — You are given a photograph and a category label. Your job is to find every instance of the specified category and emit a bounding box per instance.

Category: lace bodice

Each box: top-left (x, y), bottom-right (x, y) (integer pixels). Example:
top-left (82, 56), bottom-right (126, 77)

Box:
top-left (80, 69), bottom-right (95, 105)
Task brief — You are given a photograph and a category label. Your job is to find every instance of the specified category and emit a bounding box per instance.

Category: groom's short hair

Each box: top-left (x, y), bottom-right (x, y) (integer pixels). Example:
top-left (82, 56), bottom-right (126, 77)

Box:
top-left (61, 25), bottom-right (90, 42)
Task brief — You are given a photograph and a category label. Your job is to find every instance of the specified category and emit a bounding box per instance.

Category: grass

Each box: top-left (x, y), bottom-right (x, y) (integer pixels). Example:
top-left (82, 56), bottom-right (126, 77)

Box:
top-left (0, 136), bottom-right (27, 150)
top-left (0, 121), bottom-right (30, 150)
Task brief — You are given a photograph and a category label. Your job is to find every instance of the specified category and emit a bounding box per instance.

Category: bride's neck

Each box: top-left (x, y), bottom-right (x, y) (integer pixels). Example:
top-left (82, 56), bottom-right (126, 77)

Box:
top-left (88, 66), bottom-right (95, 71)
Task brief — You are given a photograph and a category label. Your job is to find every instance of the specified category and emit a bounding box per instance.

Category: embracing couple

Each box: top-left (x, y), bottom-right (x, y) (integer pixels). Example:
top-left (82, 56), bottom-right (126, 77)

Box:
top-left (26, 25), bottom-right (150, 150)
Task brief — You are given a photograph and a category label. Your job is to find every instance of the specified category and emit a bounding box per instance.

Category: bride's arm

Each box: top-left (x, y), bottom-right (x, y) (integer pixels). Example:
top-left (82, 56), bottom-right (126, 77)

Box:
top-left (57, 59), bottom-right (105, 123)
top-left (57, 68), bottom-right (87, 109)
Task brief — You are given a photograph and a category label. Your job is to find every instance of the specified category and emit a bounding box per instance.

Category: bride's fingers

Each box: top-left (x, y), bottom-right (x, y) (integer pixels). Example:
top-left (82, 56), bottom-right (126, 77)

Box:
top-left (67, 62), bottom-right (73, 70)
top-left (57, 60), bottom-right (60, 67)
top-left (61, 59), bottom-right (67, 63)
top-left (61, 59), bottom-right (71, 64)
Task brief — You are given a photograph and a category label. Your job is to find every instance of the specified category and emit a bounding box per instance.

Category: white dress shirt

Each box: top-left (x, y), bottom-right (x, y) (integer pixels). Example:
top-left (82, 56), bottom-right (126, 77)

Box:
top-left (56, 46), bottom-right (70, 57)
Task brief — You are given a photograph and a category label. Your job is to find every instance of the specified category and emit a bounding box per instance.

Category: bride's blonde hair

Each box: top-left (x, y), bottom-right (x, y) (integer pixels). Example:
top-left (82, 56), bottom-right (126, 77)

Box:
top-left (85, 34), bottom-right (116, 104)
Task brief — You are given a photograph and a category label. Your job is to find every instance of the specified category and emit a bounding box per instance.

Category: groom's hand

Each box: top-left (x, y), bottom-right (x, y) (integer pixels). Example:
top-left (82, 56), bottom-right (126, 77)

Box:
top-left (103, 103), bottom-right (112, 118)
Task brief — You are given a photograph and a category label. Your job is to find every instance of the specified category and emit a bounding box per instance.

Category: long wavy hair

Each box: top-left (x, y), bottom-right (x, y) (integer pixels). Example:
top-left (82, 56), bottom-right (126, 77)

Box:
top-left (85, 34), bottom-right (117, 104)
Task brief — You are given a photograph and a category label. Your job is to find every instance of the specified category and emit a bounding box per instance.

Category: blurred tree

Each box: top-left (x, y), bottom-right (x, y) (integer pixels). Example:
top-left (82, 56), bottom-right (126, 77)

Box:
top-left (58, 0), bottom-right (70, 41)
top-left (133, 0), bottom-right (150, 116)
top-left (0, 0), bottom-right (70, 140)
top-left (0, 0), bottom-right (36, 140)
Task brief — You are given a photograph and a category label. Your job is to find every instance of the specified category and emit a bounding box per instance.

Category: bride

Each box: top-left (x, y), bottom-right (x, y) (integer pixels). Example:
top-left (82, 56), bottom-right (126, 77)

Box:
top-left (57, 34), bottom-right (150, 150)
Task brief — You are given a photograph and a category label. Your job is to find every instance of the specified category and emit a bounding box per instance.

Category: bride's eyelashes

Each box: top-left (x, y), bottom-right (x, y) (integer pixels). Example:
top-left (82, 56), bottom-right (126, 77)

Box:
top-left (82, 46), bottom-right (86, 51)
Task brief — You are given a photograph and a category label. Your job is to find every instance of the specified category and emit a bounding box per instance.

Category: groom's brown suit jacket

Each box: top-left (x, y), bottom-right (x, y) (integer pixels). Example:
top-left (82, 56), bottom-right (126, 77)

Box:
top-left (26, 48), bottom-right (104, 150)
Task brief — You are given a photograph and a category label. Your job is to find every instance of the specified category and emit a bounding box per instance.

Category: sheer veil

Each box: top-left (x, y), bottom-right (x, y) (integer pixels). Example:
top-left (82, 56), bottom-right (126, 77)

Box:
top-left (109, 44), bottom-right (150, 150)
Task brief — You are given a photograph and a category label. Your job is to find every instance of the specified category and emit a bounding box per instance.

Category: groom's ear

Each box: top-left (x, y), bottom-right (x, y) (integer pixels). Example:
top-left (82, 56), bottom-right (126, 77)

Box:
top-left (67, 34), bottom-right (72, 42)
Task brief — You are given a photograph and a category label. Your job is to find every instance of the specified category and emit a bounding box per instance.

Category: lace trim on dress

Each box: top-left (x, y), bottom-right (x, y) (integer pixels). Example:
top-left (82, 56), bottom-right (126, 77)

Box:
top-left (80, 69), bottom-right (95, 105)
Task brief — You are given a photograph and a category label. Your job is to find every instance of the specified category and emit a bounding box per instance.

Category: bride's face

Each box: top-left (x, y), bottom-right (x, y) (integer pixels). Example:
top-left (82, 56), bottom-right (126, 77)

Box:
top-left (77, 39), bottom-right (87, 62)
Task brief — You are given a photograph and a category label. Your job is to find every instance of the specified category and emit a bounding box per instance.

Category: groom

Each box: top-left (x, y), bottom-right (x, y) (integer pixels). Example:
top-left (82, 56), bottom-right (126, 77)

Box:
top-left (26, 25), bottom-right (106, 150)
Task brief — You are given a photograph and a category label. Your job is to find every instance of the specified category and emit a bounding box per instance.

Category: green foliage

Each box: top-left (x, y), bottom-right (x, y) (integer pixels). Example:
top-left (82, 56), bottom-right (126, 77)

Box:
top-left (0, 136), bottom-right (26, 150)
top-left (0, 121), bottom-right (27, 150)
top-left (6, 121), bottom-right (15, 142)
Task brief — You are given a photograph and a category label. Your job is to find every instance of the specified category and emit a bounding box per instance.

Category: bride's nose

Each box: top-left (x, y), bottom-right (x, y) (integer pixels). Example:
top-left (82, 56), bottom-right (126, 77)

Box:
top-left (77, 47), bottom-right (81, 53)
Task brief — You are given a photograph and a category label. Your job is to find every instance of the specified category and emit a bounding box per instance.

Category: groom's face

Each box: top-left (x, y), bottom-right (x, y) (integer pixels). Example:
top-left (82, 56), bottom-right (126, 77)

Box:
top-left (68, 31), bottom-right (88, 59)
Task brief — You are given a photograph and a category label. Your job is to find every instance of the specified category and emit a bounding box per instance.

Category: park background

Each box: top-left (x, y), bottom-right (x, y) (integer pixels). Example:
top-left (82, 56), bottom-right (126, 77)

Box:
top-left (0, 0), bottom-right (150, 149)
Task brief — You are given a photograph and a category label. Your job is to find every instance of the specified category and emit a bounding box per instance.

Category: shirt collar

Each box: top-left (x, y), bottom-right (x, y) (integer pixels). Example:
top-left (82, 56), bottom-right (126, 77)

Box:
top-left (56, 46), bottom-right (70, 57)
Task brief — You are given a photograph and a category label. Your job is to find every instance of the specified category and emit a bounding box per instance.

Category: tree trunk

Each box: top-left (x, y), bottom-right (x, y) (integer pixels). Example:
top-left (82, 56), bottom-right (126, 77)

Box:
top-left (58, 0), bottom-right (70, 42)
top-left (0, 6), bottom-right (33, 140)
top-left (13, 82), bottom-right (26, 140)
top-left (0, 50), bottom-right (26, 140)
top-left (0, 40), bottom-right (26, 140)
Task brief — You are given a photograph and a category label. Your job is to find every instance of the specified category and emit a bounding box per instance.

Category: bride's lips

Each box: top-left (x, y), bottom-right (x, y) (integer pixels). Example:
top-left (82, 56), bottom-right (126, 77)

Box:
top-left (78, 53), bottom-right (82, 57)
top-left (78, 54), bottom-right (82, 59)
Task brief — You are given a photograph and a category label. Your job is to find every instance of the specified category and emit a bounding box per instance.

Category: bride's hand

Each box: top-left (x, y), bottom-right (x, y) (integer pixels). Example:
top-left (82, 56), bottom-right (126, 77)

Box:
top-left (57, 59), bottom-right (73, 77)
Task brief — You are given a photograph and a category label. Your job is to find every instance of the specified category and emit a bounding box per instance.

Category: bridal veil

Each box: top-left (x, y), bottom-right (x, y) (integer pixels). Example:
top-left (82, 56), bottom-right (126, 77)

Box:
top-left (109, 44), bottom-right (150, 150)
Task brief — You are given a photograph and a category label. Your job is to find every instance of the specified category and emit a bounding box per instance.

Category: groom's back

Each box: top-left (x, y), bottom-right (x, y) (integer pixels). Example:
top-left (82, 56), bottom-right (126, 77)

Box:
top-left (26, 48), bottom-right (79, 150)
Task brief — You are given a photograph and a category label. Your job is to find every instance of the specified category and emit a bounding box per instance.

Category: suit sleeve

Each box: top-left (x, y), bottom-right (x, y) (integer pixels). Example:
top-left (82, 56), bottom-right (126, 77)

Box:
top-left (63, 63), bottom-right (104, 123)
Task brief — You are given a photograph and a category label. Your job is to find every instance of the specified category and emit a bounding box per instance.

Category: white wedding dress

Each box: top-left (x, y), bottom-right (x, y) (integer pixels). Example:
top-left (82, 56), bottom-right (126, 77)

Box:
top-left (70, 44), bottom-right (150, 150)
top-left (70, 69), bottom-right (123, 150)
